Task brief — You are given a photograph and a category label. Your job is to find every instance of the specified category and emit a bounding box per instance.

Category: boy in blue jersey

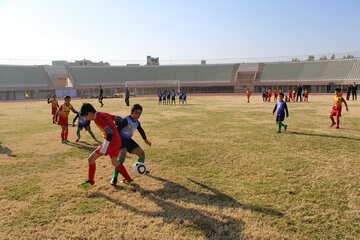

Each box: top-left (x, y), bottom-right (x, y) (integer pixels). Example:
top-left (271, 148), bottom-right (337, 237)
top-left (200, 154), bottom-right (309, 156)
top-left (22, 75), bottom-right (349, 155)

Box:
top-left (171, 89), bottom-right (176, 105)
top-left (72, 111), bottom-right (99, 142)
top-left (110, 104), bottom-right (152, 186)
top-left (272, 93), bottom-right (289, 133)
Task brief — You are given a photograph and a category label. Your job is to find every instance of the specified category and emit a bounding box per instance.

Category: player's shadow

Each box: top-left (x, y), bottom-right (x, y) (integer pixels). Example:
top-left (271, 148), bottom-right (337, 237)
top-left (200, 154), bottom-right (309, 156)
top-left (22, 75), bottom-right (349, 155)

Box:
top-left (0, 143), bottom-right (16, 157)
top-left (66, 142), bottom-right (97, 153)
top-left (290, 131), bottom-right (360, 141)
top-left (89, 175), bottom-right (283, 239)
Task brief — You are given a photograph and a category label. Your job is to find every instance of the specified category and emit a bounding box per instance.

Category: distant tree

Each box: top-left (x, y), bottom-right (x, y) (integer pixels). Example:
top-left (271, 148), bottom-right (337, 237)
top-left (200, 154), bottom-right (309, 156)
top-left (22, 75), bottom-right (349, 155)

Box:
top-left (319, 56), bottom-right (328, 61)
top-left (330, 54), bottom-right (336, 60)
top-left (292, 58), bottom-right (300, 62)
top-left (307, 55), bottom-right (315, 61)
top-left (343, 54), bottom-right (355, 59)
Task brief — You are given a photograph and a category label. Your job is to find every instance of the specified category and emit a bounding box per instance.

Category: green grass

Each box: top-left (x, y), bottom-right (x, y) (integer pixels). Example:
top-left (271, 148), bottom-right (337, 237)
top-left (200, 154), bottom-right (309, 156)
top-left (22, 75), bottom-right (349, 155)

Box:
top-left (0, 95), bottom-right (359, 239)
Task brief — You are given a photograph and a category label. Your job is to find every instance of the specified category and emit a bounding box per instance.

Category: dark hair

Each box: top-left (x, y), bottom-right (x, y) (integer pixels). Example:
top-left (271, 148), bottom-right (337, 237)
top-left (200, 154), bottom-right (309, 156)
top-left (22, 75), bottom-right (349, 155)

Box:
top-left (80, 103), bottom-right (96, 116)
top-left (335, 88), bottom-right (341, 92)
top-left (131, 104), bottom-right (143, 113)
top-left (64, 95), bottom-right (71, 100)
top-left (279, 92), bottom-right (284, 97)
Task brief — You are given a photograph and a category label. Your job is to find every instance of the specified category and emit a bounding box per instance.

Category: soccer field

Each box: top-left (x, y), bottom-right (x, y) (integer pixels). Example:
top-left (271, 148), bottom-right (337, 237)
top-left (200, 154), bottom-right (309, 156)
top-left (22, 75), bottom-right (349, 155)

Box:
top-left (0, 95), bottom-right (359, 239)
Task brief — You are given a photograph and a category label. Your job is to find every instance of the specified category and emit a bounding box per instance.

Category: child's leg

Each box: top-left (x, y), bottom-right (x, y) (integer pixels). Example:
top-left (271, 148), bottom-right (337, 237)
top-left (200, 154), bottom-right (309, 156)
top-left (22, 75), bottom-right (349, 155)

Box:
top-left (133, 147), bottom-right (145, 163)
top-left (76, 128), bottom-right (81, 140)
top-left (277, 120), bottom-right (284, 132)
top-left (87, 151), bottom-right (101, 184)
top-left (336, 115), bottom-right (340, 128)
top-left (64, 126), bottom-right (68, 140)
top-left (111, 154), bottom-right (132, 182)
top-left (61, 125), bottom-right (66, 141)
top-left (330, 114), bottom-right (336, 126)
top-left (112, 150), bottom-right (126, 179)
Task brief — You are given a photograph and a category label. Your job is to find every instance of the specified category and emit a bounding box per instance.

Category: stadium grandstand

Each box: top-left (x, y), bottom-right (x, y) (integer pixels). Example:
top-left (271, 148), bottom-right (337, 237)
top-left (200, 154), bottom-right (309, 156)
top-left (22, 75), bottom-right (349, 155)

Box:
top-left (0, 55), bottom-right (359, 100)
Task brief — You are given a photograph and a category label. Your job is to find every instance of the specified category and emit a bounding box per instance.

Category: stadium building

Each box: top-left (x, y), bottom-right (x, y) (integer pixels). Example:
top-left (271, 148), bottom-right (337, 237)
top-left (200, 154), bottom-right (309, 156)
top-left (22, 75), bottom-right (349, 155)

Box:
top-left (0, 57), bottom-right (359, 100)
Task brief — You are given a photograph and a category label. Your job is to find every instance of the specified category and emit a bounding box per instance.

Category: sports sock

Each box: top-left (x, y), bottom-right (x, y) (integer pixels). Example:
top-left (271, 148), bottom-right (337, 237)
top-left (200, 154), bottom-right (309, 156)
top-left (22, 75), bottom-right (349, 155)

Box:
top-left (64, 130), bottom-right (68, 140)
top-left (76, 129), bottom-right (81, 138)
top-left (88, 130), bottom-right (96, 140)
top-left (112, 157), bottom-right (125, 179)
top-left (115, 164), bottom-right (132, 181)
top-left (137, 157), bottom-right (145, 163)
top-left (88, 163), bottom-right (96, 184)
top-left (61, 131), bottom-right (64, 141)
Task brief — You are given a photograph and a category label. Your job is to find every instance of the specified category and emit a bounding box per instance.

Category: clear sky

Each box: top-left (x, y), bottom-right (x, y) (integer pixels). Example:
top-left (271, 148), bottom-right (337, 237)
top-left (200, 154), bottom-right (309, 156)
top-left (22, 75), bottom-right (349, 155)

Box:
top-left (0, 0), bottom-right (359, 64)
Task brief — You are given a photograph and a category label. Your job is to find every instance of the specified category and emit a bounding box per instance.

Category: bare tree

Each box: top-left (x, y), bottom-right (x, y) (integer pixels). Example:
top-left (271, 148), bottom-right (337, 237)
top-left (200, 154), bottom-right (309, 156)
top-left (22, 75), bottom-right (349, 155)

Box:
top-left (307, 55), bottom-right (315, 61)
top-left (330, 54), bottom-right (336, 60)
top-left (319, 56), bottom-right (328, 61)
top-left (343, 54), bottom-right (355, 59)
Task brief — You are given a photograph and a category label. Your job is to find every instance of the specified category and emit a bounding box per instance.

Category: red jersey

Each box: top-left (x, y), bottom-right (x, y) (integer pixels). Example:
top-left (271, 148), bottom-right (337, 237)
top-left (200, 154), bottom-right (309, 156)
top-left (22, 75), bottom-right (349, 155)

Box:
top-left (94, 112), bottom-right (121, 157)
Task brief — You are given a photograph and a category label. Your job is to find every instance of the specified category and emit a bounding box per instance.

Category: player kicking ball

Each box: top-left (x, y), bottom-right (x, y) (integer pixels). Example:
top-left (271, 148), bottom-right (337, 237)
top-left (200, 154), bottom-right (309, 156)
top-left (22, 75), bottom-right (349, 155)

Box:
top-left (111, 104), bottom-right (151, 186)
top-left (78, 103), bottom-right (133, 188)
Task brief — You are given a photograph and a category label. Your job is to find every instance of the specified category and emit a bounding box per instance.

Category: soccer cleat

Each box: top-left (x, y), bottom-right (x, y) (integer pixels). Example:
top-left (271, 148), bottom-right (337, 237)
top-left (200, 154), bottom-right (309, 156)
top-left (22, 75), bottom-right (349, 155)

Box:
top-left (110, 178), bottom-right (118, 186)
top-left (277, 131), bottom-right (281, 133)
top-left (284, 125), bottom-right (288, 131)
top-left (62, 140), bottom-right (67, 144)
top-left (78, 180), bottom-right (95, 188)
top-left (76, 138), bottom-right (80, 142)
top-left (120, 179), bottom-right (135, 185)
top-left (330, 123), bottom-right (336, 127)
top-left (336, 126), bottom-right (340, 129)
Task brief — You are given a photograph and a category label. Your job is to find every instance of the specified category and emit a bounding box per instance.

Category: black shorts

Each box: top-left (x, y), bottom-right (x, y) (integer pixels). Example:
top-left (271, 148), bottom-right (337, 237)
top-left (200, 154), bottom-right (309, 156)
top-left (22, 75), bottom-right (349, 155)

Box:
top-left (276, 114), bottom-right (285, 122)
top-left (121, 138), bottom-right (140, 153)
top-left (78, 122), bottom-right (91, 131)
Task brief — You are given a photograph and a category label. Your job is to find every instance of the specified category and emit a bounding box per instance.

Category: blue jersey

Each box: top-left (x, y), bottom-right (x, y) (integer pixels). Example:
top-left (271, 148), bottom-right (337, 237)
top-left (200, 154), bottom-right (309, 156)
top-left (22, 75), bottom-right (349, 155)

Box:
top-left (273, 101), bottom-right (289, 117)
top-left (120, 115), bottom-right (140, 140)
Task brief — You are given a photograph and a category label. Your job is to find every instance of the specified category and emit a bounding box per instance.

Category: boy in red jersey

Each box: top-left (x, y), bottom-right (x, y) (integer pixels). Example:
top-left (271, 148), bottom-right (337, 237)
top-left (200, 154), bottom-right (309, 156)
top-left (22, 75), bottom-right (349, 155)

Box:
top-left (78, 103), bottom-right (134, 188)
top-left (303, 88), bottom-right (309, 102)
top-left (47, 95), bottom-right (59, 123)
top-left (267, 88), bottom-right (272, 102)
top-left (55, 96), bottom-right (77, 143)
top-left (330, 88), bottom-right (349, 129)
top-left (246, 88), bottom-right (251, 103)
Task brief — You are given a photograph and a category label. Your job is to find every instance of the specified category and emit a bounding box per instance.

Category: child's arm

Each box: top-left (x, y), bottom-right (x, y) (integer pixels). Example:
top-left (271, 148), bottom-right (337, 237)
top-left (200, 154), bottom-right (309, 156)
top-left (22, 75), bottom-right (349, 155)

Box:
top-left (71, 107), bottom-right (78, 114)
top-left (116, 118), bottom-right (128, 131)
top-left (55, 107), bottom-right (61, 122)
top-left (47, 98), bottom-right (51, 104)
top-left (137, 123), bottom-right (151, 146)
top-left (72, 113), bottom-right (79, 126)
top-left (272, 103), bottom-right (277, 115)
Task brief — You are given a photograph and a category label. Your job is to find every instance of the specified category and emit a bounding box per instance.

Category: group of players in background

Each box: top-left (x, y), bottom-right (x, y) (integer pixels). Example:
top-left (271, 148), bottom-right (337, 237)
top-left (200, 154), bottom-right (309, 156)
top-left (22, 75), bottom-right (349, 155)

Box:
top-left (158, 89), bottom-right (187, 105)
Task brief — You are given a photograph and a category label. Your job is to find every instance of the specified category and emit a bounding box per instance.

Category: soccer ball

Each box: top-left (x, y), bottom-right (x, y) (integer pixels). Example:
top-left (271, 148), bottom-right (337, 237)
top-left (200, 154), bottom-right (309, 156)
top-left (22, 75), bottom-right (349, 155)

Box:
top-left (132, 162), bottom-right (147, 176)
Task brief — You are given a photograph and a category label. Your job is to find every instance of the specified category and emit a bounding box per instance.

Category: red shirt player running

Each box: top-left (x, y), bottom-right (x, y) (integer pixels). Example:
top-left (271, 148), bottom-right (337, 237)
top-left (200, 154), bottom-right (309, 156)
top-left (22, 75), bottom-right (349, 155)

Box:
top-left (330, 88), bottom-right (349, 129)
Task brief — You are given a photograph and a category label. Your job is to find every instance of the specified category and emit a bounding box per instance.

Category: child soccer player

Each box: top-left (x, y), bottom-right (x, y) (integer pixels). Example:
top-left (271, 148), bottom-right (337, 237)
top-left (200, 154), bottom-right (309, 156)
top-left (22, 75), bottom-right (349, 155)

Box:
top-left (98, 85), bottom-right (104, 107)
top-left (246, 89), bottom-right (251, 103)
top-left (72, 111), bottom-right (99, 142)
top-left (158, 90), bottom-right (162, 105)
top-left (330, 88), bottom-right (349, 129)
top-left (272, 93), bottom-right (289, 133)
top-left (78, 103), bottom-right (134, 188)
top-left (47, 95), bottom-right (59, 123)
top-left (171, 89), bottom-right (176, 105)
top-left (55, 96), bottom-right (78, 143)
top-left (303, 88), bottom-right (309, 102)
top-left (110, 104), bottom-right (151, 186)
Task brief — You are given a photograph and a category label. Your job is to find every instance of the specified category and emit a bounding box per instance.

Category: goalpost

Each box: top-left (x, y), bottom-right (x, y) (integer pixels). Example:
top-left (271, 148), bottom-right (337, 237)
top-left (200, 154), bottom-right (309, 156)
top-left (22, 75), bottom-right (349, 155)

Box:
top-left (124, 80), bottom-right (181, 95)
